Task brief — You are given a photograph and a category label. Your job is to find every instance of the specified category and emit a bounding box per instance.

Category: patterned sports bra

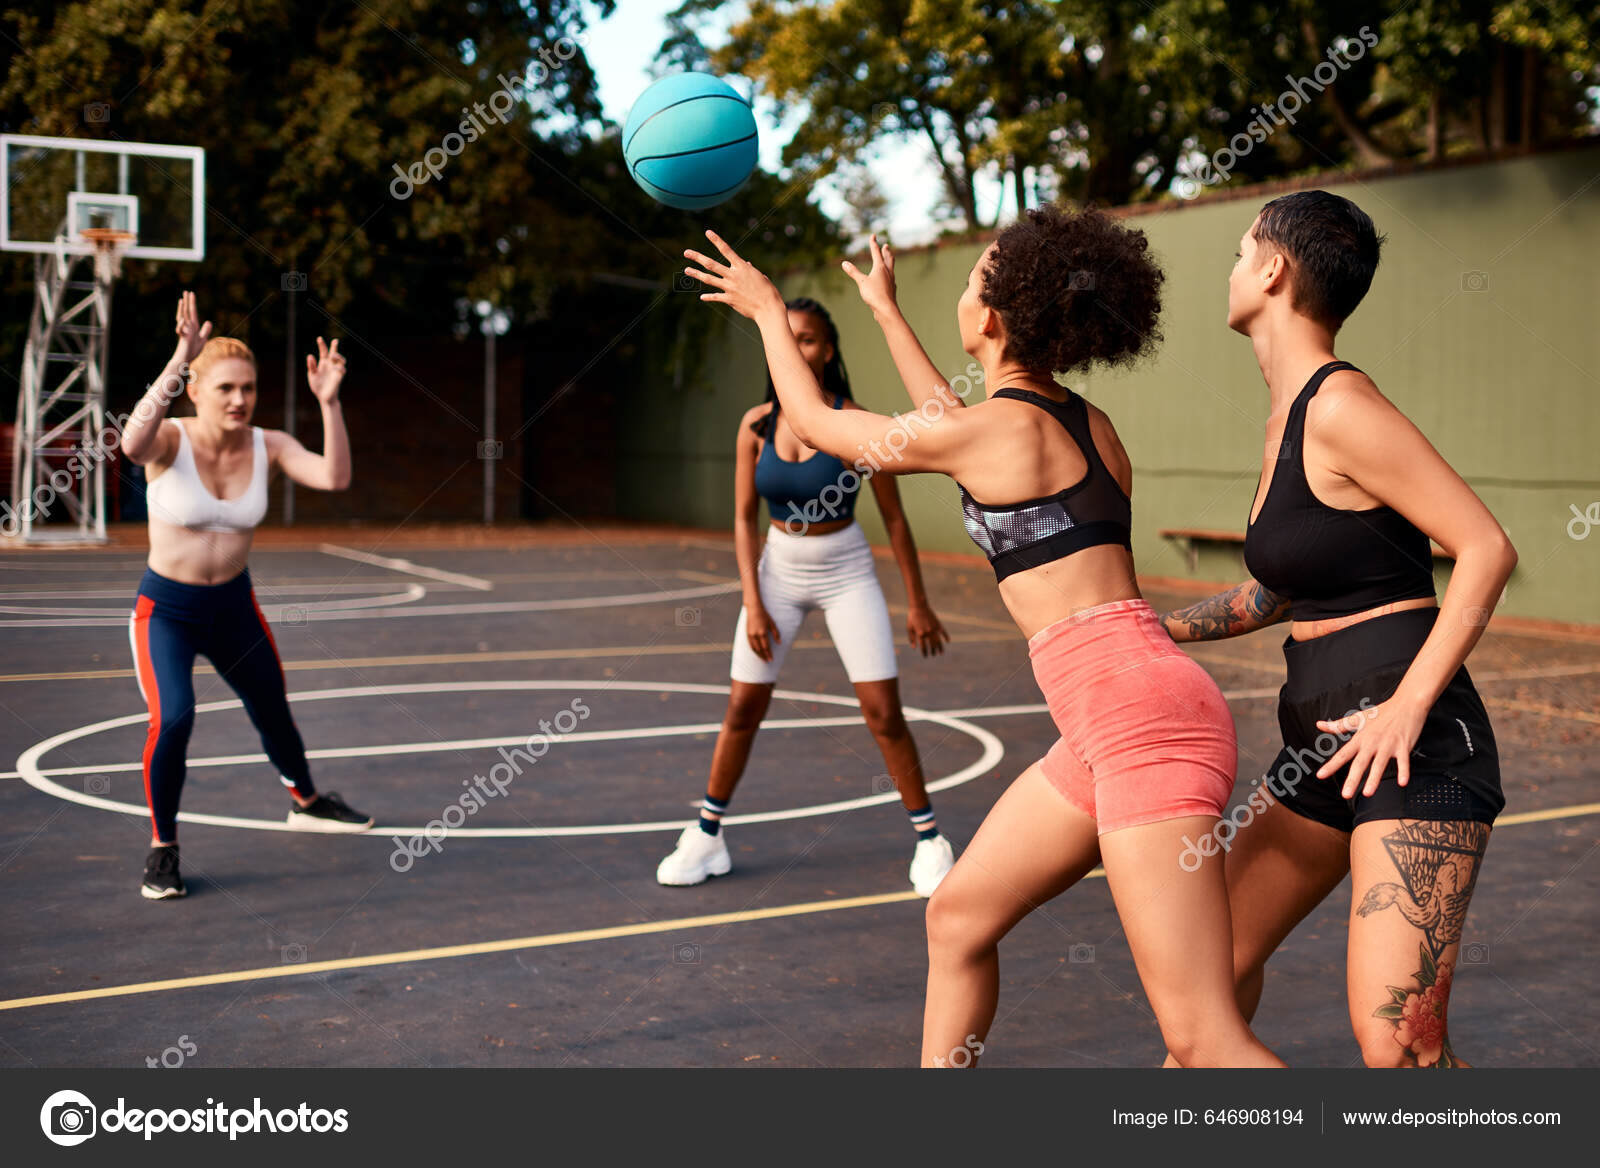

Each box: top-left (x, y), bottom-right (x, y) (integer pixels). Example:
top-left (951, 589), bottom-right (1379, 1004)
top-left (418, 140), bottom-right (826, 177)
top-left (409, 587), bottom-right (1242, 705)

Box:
top-left (958, 388), bottom-right (1132, 582)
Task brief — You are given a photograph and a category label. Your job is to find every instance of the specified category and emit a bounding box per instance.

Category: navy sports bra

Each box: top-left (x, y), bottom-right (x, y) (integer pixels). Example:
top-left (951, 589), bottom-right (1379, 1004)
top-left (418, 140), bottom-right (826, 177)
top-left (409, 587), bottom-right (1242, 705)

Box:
top-left (1242, 361), bottom-right (1436, 621)
top-left (753, 395), bottom-right (861, 525)
top-left (958, 387), bottom-right (1132, 582)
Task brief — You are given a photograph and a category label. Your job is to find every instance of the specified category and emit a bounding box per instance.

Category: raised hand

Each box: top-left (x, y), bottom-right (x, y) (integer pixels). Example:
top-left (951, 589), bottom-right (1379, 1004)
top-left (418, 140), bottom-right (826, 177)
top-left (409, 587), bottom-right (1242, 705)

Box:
top-left (683, 230), bottom-right (785, 321)
top-left (172, 291), bottom-right (213, 366)
top-left (305, 337), bottom-right (346, 404)
top-left (841, 234), bottom-right (900, 320)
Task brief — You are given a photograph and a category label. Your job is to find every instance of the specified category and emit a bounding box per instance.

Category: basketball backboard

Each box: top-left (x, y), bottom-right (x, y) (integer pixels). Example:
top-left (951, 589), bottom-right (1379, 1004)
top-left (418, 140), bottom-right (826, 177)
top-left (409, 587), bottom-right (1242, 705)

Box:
top-left (0, 134), bottom-right (203, 262)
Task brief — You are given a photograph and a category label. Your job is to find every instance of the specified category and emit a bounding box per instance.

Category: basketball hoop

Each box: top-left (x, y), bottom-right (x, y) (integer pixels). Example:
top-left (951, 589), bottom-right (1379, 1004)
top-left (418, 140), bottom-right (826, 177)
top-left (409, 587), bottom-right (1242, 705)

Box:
top-left (79, 227), bottom-right (136, 283)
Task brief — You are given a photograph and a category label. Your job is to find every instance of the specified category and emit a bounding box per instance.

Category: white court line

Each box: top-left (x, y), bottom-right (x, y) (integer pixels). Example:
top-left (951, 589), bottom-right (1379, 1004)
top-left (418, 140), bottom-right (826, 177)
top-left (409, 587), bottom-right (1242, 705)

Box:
top-left (320, 543), bottom-right (493, 591)
top-left (0, 585), bottom-right (428, 628)
top-left (0, 582), bottom-right (447, 600)
top-left (14, 680), bottom-right (1004, 837)
top-left (234, 581), bottom-right (744, 622)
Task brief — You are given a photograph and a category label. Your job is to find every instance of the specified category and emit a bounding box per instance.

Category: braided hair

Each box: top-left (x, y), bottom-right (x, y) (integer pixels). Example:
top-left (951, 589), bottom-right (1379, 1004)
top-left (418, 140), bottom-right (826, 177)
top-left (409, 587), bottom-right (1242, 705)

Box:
top-left (750, 297), bottom-right (853, 439)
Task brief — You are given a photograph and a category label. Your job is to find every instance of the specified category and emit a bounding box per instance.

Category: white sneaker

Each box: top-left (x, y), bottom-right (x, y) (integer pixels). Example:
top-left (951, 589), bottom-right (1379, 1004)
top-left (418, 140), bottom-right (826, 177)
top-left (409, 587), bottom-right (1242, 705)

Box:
top-left (657, 825), bottom-right (732, 886)
top-left (909, 834), bottom-right (955, 897)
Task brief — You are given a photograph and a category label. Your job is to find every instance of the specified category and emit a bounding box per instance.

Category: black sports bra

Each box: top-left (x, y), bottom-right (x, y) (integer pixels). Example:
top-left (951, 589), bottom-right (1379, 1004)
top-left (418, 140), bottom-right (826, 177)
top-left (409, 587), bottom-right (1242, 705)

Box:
top-left (958, 388), bottom-right (1132, 582)
top-left (1242, 361), bottom-right (1436, 621)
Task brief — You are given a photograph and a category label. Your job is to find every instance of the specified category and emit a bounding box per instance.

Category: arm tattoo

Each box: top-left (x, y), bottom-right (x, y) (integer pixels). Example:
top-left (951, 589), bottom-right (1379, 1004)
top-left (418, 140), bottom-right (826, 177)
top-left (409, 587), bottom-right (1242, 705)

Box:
top-left (1161, 581), bottom-right (1291, 642)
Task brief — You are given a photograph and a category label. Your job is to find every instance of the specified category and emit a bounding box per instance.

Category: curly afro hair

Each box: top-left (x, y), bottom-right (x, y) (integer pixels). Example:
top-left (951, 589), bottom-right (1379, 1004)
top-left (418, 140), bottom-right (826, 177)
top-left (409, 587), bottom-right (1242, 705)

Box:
top-left (979, 205), bottom-right (1164, 375)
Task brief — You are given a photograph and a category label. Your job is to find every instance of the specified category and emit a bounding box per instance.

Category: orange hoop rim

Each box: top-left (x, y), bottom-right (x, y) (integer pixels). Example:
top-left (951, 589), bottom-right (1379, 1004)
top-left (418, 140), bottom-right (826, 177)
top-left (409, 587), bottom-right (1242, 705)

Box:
top-left (78, 227), bottom-right (136, 248)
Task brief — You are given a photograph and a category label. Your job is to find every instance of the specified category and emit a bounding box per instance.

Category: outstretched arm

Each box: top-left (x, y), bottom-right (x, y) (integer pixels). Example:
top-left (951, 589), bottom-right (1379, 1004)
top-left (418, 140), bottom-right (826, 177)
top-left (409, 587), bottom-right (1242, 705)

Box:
top-left (123, 292), bottom-right (210, 466)
top-left (685, 230), bottom-right (974, 477)
top-left (1160, 579), bottom-right (1291, 642)
top-left (841, 235), bottom-right (967, 413)
top-left (270, 337), bottom-right (351, 491)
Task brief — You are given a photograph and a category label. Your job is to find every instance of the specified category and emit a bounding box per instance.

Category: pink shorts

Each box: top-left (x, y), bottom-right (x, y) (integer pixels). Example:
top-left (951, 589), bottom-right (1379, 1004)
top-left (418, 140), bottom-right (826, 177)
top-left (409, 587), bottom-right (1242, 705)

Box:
top-left (1028, 599), bottom-right (1237, 835)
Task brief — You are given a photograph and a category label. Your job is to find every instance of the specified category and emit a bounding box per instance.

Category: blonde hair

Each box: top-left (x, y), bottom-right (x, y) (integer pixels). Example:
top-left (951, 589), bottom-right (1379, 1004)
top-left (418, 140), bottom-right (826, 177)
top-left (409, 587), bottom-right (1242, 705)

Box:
top-left (189, 337), bottom-right (256, 382)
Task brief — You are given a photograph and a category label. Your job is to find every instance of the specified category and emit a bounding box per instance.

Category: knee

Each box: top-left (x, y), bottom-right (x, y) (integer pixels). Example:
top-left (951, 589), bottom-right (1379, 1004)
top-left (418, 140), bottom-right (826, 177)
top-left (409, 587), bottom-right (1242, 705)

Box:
top-left (155, 707), bottom-right (195, 741)
top-left (860, 700), bottom-right (907, 739)
top-left (723, 695), bottom-right (766, 734)
top-left (924, 883), bottom-right (994, 965)
top-left (1357, 1032), bottom-right (1413, 1068)
top-left (1161, 1013), bottom-right (1249, 1068)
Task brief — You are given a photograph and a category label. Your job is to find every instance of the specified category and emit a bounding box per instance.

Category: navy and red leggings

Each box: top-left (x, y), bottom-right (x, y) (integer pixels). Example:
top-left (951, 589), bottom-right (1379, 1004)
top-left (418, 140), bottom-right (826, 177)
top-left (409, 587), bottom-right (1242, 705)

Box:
top-left (129, 567), bottom-right (315, 843)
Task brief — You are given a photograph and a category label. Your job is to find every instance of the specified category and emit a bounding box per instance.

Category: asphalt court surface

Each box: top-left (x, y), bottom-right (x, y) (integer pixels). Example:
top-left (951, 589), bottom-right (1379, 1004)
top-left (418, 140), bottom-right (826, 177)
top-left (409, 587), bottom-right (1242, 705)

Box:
top-left (1, 530), bottom-right (1595, 1067)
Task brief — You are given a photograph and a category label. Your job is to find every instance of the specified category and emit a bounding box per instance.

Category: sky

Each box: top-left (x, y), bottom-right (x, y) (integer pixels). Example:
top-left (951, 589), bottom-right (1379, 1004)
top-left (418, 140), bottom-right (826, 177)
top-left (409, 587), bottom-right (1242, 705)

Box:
top-left (579, 0), bottom-right (988, 244)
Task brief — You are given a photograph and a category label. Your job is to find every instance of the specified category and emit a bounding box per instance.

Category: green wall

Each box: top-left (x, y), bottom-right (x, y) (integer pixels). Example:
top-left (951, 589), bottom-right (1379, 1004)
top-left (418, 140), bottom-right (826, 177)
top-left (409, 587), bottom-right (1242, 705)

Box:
top-left (619, 147), bottom-right (1600, 625)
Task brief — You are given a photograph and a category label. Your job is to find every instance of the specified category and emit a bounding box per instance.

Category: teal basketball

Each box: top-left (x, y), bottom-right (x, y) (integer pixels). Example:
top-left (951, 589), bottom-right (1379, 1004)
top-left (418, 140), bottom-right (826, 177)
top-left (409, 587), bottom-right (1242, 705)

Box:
top-left (622, 73), bottom-right (758, 211)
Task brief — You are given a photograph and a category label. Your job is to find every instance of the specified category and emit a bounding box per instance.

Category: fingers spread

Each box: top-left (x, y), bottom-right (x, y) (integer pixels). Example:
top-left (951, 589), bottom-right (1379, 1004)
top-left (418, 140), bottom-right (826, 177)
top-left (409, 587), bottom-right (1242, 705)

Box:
top-left (704, 229), bottom-right (739, 263)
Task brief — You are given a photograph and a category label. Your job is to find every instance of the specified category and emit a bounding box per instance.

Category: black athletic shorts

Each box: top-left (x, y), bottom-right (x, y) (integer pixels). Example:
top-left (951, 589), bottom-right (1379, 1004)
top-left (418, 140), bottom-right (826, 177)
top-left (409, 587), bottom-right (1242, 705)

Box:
top-left (1261, 607), bottom-right (1503, 832)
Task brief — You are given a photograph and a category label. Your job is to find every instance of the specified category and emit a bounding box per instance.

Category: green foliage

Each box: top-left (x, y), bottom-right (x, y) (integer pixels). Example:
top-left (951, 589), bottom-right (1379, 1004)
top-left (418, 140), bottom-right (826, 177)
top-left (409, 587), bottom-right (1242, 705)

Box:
top-left (0, 0), bottom-right (838, 423)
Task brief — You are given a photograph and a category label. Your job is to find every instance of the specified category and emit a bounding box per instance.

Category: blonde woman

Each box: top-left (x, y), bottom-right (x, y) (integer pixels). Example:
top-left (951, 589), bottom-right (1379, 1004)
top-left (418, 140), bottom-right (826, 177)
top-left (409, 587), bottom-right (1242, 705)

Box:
top-left (120, 293), bottom-right (372, 900)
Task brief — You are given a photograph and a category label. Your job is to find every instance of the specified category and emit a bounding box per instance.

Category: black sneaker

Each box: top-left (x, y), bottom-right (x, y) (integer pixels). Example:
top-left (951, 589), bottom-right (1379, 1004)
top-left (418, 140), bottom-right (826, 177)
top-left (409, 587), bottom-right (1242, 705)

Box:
top-left (141, 846), bottom-right (186, 900)
top-left (287, 791), bottom-right (374, 833)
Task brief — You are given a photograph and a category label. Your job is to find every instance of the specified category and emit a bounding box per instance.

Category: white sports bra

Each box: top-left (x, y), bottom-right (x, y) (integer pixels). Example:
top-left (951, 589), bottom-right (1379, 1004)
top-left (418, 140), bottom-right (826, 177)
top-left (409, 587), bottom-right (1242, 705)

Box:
top-left (146, 423), bottom-right (269, 533)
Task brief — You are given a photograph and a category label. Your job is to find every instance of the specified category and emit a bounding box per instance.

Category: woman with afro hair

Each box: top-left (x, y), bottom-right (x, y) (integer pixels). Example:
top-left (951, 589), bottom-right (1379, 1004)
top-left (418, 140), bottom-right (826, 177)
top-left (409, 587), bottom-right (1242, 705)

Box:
top-left (684, 207), bottom-right (1284, 1067)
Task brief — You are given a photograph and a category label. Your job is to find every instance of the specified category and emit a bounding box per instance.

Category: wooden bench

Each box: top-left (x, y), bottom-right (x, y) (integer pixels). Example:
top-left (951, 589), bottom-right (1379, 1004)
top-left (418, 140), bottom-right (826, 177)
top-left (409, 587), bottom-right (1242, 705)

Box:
top-left (1159, 527), bottom-right (1455, 573)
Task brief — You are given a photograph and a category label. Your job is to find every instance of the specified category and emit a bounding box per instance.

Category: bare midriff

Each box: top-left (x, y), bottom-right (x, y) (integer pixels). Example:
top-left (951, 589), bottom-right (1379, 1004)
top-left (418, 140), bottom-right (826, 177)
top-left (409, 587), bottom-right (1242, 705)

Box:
top-left (995, 544), bottom-right (1143, 641)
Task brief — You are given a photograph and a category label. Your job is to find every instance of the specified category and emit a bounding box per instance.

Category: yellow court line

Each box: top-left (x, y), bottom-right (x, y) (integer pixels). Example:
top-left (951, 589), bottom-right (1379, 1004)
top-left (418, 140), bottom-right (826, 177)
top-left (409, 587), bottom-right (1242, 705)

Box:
top-left (0, 890), bottom-right (924, 1013)
top-left (0, 632), bottom-right (1020, 684)
top-left (4, 800), bottom-right (1599, 1014)
top-left (1496, 801), bottom-right (1600, 826)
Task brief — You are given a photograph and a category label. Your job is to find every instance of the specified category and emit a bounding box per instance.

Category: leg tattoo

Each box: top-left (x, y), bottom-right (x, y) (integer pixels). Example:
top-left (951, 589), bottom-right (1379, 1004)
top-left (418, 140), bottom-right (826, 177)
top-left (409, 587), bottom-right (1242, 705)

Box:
top-left (1358, 820), bottom-right (1489, 1068)
top-left (1356, 820), bottom-right (1488, 961)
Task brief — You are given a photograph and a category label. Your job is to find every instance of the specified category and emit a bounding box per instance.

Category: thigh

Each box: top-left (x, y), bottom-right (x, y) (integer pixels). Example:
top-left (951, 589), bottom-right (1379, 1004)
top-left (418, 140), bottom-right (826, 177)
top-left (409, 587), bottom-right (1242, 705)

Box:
top-left (930, 761), bottom-right (1101, 946)
top-left (130, 601), bottom-right (199, 719)
top-left (1098, 815), bottom-right (1250, 1027)
top-left (1211, 795), bottom-right (1351, 974)
top-left (207, 591), bottom-right (288, 700)
top-left (1347, 817), bottom-right (1490, 1067)
top-left (729, 591), bottom-right (806, 684)
top-left (819, 572), bottom-right (897, 684)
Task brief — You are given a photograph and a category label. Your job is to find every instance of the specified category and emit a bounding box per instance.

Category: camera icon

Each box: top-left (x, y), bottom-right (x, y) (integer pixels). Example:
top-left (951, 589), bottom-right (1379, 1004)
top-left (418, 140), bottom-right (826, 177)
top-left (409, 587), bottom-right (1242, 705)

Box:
top-left (674, 942), bottom-right (701, 964)
top-left (870, 774), bottom-right (896, 796)
top-left (281, 605), bottom-right (307, 626)
top-left (1068, 270), bottom-right (1096, 292)
top-left (871, 101), bottom-right (898, 125)
top-left (281, 943), bottom-right (307, 964)
top-left (476, 439), bottom-right (503, 460)
top-left (281, 271), bottom-right (309, 292)
top-left (50, 1100), bottom-right (95, 1140)
top-left (1461, 942), bottom-right (1490, 965)
top-left (41, 1090), bottom-right (97, 1145)
top-left (84, 775), bottom-right (111, 796)
top-left (1462, 606), bottom-right (1491, 628)
top-left (83, 102), bottom-right (111, 124)
top-left (1172, 174), bottom-right (1202, 200)
top-left (1068, 943), bottom-right (1095, 964)
top-left (675, 607), bottom-right (701, 628)
top-left (1461, 271), bottom-right (1489, 293)
top-left (673, 272), bottom-right (701, 292)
